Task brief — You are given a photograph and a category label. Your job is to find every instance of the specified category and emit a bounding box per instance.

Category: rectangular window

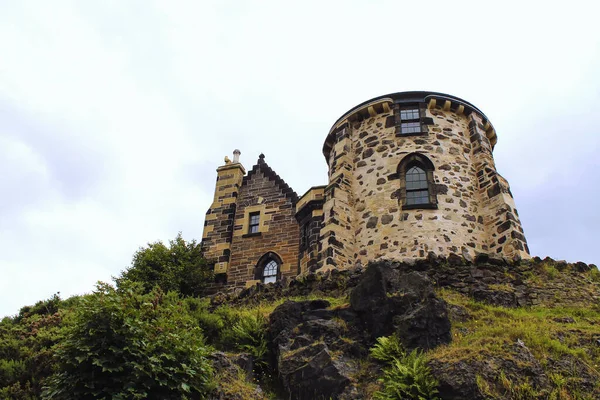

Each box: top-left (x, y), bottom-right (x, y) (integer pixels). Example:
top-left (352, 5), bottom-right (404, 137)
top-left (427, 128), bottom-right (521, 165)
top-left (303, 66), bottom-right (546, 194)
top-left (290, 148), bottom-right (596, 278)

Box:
top-left (249, 212), bottom-right (260, 234)
top-left (399, 107), bottom-right (422, 135)
top-left (400, 122), bottom-right (421, 134)
top-left (400, 109), bottom-right (420, 120)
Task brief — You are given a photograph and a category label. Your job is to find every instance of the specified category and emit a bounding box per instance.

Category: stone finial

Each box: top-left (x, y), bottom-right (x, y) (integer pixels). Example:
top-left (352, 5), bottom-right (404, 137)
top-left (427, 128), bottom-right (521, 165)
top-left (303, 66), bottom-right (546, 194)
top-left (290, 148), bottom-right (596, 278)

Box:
top-left (224, 156), bottom-right (232, 164)
top-left (258, 153), bottom-right (265, 164)
top-left (233, 149), bottom-right (241, 163)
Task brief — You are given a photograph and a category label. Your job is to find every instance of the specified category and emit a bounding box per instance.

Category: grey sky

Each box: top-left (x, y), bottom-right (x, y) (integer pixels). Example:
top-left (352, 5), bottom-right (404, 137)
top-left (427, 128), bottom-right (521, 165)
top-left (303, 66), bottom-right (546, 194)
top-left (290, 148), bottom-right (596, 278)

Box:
top-left (1, 0), bottom-right (599, 317)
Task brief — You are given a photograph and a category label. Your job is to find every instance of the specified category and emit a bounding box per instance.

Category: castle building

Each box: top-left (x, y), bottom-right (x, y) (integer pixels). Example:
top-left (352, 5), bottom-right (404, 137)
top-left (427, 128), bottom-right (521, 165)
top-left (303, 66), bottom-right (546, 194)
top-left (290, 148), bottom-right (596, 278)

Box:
top-left (201, 91), bottom-right (530, 288)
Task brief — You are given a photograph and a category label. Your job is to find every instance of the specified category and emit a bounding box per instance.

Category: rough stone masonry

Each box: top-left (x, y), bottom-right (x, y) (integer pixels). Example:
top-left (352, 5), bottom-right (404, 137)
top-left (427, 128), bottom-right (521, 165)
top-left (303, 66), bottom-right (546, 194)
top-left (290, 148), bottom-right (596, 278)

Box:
top-left (201, 91), bottom-right (530, 289)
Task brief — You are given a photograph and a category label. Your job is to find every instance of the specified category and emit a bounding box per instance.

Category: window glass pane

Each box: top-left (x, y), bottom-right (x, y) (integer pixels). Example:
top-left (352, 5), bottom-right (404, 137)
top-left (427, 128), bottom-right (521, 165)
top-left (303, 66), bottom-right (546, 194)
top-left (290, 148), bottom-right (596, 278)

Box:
top-left (400, 109), bottom-right (419, 120)
top-left (250, 225), bottom-right (259, 233)
top-left (406, 189), bottom-right (429, 205)
top-left (263, 260), bottom-right (278, 283)
top-left (400, 122), bottom-right (420, 134)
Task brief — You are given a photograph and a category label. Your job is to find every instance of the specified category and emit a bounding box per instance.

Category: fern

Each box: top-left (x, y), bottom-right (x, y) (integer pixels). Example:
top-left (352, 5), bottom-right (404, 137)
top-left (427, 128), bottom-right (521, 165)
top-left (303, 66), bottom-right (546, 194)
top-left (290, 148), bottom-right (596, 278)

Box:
top-left (371, 336), bottom-right (440, 400)
top-left (231, 311), bottom-right (268, 364)
top-left (370, 334), bottom-right (405, 364)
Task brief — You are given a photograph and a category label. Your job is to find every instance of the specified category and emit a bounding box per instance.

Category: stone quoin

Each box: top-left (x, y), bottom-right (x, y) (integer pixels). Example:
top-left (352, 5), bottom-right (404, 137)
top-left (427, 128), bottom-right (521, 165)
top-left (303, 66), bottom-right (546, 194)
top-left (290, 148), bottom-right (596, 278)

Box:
top-left (201, 91), bottom-right (530, 288)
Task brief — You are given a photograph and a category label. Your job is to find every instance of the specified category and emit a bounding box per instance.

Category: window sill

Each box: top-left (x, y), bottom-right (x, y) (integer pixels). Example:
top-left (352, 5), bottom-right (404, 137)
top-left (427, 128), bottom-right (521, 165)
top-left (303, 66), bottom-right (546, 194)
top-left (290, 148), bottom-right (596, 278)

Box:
top-left (402, 203), bottom-right (438, 210)
top-left (242, 232), bottom-right (262, 238)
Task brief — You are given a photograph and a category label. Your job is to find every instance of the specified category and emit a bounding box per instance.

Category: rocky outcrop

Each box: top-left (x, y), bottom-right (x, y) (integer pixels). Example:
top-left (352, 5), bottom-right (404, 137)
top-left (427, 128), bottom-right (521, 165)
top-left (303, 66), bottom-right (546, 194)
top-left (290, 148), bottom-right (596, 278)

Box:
top-left (213, 256), bottom-right (599, 310)
top-left (268, 300), bottom-right (364, 400)
top-left (268, 264), bottom-right (451, 399)
top-left (350, 264), bottom-right (451, 349)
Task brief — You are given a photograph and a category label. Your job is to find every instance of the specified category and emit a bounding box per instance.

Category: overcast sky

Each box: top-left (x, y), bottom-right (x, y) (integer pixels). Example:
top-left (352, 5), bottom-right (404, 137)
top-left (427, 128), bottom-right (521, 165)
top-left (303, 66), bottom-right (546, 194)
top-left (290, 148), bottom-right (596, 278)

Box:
top-left (1, 0), bottom-right (599, 317)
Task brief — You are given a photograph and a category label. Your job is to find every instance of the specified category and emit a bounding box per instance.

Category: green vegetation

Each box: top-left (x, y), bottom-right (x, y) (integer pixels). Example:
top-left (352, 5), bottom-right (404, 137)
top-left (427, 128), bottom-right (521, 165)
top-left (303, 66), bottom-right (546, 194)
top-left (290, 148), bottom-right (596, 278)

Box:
top-left (117, 233), bottom-right (213, 297)
top-left (43, 282), bottom-right (214, 399)
top-left (2, 238), bottom-right (599, 399)
top-left (370, 335), bottom-right (440, 400)
top-left (432, 289), bottom-right (600, 399)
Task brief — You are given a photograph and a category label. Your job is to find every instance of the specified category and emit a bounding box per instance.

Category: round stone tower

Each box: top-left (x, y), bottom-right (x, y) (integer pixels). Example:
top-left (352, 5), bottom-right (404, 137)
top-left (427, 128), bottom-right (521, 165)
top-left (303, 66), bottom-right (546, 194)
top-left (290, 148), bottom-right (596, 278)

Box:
top-left (318, 91), bottom-right (529, 270)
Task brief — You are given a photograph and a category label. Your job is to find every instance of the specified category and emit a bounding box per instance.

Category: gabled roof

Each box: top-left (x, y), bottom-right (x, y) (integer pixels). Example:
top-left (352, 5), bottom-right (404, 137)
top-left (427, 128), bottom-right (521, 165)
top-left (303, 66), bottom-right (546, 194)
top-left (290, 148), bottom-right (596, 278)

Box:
top-left (242, 154), bottom-right (299, 204)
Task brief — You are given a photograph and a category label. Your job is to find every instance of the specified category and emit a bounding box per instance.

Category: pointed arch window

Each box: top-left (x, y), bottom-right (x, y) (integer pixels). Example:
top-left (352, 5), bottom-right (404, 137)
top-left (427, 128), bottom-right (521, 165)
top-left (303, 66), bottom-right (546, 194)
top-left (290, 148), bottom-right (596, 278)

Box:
top-left (398, 153), bottom-right (437, 209)
top-left (254, 252), bottom-right (282, 284)
top-left (263, 260), bottom-right (278, 284)
top-left (405, 166), bottom-right (429, 205)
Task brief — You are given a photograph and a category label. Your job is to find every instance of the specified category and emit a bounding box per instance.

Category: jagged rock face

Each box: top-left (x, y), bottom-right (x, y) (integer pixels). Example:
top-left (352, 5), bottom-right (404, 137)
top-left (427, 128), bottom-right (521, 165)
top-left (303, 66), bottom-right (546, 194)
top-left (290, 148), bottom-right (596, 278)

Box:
top-left (429, 341), bottom-right (550, 400)
top-left (350, 262), bottom-right (451, 349)
top-left (268, 263), bottom-right (452, 399)
top-left (269, 300), bottom-right (365, 400)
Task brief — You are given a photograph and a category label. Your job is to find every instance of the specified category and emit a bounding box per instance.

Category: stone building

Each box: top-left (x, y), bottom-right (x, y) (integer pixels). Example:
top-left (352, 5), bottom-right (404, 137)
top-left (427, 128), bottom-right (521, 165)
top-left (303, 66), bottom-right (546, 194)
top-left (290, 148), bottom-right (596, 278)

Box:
top-left (201, 91), bottom-right (530, 287)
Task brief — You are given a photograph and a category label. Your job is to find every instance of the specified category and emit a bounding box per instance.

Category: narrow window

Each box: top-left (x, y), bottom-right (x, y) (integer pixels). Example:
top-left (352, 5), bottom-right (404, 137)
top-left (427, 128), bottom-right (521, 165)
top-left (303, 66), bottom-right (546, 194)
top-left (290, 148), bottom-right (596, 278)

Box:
top-left (301, 222), bottom-right (310, 250)
top-left (263, 260), bottom-right (278, 284)
top-left (249, 212), bottom-right (260, 234)
top-left (397, 153), bottom-right (437, 209)
top-left (399, 107), bottom-right (422, 135)
top-left (405, 166), bottom-right (429, 205)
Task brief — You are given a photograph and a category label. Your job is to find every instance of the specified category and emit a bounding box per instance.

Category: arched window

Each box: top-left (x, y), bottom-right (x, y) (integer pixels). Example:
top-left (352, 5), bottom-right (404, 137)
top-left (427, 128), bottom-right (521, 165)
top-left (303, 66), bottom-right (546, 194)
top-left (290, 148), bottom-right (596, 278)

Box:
top-left (405, 166), bottom-right (429, 205)
top-left (263, 260), bottom-right (278, 284)
top-left (254, 252), bottom-right (282, 284)
top-left (397, 153), bottom-right (437, 209)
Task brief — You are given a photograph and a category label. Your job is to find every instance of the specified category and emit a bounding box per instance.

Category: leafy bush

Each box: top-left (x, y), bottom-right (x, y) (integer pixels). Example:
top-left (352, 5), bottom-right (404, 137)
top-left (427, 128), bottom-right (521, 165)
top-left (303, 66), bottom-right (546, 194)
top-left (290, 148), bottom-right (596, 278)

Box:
top-left (370, 334), bottom-right (405, 364)
top-left (117, 233), bottom-right (213, 297)
top-left (0, 295), bottom-right (68, 398)
top-left (42, 282), bottom-right (214, 399)
top-left (371, 335), bottom-right (440, 400)
top-left (231, 311), bottom-right (269, 365)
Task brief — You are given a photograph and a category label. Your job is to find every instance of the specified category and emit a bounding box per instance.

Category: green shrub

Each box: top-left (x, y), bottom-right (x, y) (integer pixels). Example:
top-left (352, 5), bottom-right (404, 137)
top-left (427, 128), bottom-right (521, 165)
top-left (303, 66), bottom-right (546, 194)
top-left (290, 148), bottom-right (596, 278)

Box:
top-left (0, 359), bottom-right (26, 387)
top-left (371, 336), bottom-right (439, 400)
top-left (370, 334), bottom-right (405, 364)
top-left (117, 233), bottom-right (213, 297)
top-left (42, 282), bottom-right (214, 399)
top-left (231, 311), bottom-right (269, 365)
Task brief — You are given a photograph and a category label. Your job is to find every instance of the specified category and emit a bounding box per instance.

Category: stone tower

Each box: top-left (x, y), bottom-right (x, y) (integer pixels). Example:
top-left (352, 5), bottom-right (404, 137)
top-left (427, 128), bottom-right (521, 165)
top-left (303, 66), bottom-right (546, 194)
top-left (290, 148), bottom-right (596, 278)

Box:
top-left (201, 91), bottom-right (530, 288)
top-left (316, 91), bottom-right (529, 270)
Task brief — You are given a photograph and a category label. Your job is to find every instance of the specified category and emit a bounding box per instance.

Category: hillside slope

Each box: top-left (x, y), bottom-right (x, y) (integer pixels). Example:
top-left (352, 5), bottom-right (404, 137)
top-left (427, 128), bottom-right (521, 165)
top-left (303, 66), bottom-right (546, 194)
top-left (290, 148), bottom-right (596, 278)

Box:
top-left (1, 256), bottom-right (599, 399)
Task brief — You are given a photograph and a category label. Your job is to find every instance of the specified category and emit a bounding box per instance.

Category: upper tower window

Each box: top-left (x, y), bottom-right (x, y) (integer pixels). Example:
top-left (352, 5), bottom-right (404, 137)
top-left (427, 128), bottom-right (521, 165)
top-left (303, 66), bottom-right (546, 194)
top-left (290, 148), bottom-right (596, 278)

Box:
top-left (397, 153), bottom-right (437, 209)
top-left (249, 212), bottom-right (260, 234)
top-left (399, 107), bottom-right (422, 135)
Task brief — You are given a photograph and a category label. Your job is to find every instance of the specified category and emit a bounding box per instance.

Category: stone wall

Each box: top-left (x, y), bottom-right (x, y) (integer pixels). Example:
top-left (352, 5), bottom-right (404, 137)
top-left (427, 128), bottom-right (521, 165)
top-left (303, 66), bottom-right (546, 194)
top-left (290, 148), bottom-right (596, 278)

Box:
top-left (226, 156), bottom-right (299, 287)
top-left (295, 186), bottom-right (326, 274)
top-left (201, 163), bottom-right (245, 278)
top-left (319, 125), bottom-right (359, 271)
top-left (319, 95), bottom-right (529, 271)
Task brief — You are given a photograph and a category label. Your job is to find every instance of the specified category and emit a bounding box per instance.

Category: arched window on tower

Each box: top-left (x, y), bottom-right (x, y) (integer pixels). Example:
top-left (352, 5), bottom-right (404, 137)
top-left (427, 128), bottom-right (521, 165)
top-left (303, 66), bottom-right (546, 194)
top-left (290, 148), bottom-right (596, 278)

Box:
top-left (398, 153), bottom-right (437, 209)
top-left (254, 252), bottom-right (282, 284)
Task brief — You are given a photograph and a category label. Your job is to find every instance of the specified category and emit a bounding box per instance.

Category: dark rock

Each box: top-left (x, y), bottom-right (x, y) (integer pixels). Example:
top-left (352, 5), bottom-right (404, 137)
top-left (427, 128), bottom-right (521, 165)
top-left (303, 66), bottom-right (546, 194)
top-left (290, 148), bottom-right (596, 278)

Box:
top-left (366, 216), bottom-right (378, 229)
top-left (349, 262), bottom-right (451, 349)
top-left (471, 288), bottom-right (517, 307)
top-left (574, 261), bottom-right (591, 272)
top-left (448, 253), bottom-right (463, 266)
top-left (210, 351), bottom-right (254, 381)
top-left (381, 214), bottom-right (393, 225)
top-left (475, 253), bottom-right (489, 264)
top-left (553, 316), bottom-right (576, 324)
top-left (278, 343), bottom-right (350, 400)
